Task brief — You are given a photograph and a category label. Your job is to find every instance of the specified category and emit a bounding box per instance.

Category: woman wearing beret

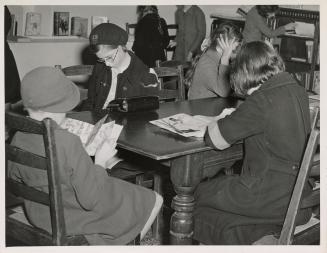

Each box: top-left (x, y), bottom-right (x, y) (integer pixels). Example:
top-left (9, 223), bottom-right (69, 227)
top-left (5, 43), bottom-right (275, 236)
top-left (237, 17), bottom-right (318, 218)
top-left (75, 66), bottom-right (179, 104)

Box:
top-left (81, 23), bottom-right (159, 112)
top-left (193, 41), bottom-right (312, 244)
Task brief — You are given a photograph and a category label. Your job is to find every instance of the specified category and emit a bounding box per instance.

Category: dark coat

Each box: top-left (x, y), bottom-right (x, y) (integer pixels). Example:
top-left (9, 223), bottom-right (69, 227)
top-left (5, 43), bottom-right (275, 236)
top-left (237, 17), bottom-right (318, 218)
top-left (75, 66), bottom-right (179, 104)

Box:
top-left (132, 13), bottom-right (170, 67)
top-left (5, 6), bottom-right (21, 103)
top-left (194, 72), bottom-right (313, 244)
top-left (81, 51), bottom-right (159, 112)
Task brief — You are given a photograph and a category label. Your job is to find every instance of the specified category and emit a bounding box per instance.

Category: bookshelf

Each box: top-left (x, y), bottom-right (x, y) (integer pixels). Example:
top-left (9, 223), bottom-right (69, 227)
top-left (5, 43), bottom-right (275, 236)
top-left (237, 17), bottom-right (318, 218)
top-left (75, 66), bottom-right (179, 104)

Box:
top-left (273, 7), bottom-right (319, 92)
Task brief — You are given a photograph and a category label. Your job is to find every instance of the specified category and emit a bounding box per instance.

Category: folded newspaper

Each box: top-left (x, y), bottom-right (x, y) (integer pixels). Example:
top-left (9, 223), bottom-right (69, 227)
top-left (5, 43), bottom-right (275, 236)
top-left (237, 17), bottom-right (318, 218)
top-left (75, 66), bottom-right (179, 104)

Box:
top-left (60, 115), bottom-right (123, 157)
top-left (150, 113), bottom-right (213, 138)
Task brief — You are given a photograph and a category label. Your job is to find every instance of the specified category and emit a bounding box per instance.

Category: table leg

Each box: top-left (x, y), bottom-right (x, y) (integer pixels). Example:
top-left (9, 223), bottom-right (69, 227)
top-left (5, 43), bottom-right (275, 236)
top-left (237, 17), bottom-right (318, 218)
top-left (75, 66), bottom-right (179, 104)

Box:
top-left (169, 153), bottom-right (204, 245)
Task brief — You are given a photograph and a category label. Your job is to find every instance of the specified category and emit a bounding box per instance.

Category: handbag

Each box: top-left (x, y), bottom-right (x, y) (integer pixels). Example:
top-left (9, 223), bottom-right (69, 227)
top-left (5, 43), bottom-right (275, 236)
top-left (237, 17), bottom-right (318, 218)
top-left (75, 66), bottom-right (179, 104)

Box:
top-left (108, 96), bottom-right (159, 112)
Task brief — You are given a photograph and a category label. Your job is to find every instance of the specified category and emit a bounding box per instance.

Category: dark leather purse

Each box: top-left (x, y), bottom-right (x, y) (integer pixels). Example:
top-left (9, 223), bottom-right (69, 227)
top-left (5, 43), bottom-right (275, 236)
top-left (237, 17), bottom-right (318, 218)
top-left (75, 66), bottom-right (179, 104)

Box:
top-left (108, 96), bottom-right (159, 112)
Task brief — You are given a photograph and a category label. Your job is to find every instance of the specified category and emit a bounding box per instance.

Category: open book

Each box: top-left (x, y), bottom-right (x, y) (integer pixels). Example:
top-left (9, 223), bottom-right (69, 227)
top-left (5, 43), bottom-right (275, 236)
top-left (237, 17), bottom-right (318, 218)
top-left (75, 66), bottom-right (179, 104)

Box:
top-left (60, 115), bottom-right (123, 157)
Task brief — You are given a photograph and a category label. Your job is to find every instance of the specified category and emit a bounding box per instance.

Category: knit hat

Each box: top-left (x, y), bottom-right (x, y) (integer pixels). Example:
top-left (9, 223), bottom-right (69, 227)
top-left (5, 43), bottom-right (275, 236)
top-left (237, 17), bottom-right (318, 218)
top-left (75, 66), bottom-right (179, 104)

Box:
top-left (21, 67), bottom-right (80, 113)
top-left (89, 23), bottom-right (128, 46)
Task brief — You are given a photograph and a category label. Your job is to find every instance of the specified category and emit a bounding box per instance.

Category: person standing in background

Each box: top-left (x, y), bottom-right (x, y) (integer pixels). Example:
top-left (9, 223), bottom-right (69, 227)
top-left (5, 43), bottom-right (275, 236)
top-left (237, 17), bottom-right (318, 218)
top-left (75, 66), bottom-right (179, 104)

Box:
top-left (132, 5), bottom-right (170, 68)
top-left (243, 5), bottom-right (296, 43)
top-left (169, 5), bottom-right (206, 63)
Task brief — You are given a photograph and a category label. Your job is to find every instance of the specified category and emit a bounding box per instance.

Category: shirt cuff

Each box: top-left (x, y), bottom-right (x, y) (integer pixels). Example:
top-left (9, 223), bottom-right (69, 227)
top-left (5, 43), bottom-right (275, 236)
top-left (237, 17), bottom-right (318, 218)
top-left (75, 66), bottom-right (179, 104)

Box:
top-left (207, 120), bottom-right (231, 150)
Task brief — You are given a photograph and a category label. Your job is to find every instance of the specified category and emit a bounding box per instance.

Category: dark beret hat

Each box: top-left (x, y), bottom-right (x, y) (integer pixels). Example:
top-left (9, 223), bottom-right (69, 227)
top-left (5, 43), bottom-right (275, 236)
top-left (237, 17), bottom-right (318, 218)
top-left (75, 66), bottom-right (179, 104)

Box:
top-left (89, 23), bottom-right (128, 46)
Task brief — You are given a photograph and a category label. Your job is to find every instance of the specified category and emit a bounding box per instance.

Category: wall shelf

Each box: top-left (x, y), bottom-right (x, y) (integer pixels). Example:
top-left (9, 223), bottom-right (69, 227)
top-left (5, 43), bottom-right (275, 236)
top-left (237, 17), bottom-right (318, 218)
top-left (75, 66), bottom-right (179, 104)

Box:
top-left (275, 7), bottom-right (319, 92)
top-left (8, 36), bottom-right (88, 43)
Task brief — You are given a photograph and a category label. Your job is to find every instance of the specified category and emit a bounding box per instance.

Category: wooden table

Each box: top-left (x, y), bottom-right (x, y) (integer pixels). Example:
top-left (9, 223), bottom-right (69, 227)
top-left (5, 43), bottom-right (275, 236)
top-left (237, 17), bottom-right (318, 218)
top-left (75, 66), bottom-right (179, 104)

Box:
top-left (69, 97), bottom-right (244, 245)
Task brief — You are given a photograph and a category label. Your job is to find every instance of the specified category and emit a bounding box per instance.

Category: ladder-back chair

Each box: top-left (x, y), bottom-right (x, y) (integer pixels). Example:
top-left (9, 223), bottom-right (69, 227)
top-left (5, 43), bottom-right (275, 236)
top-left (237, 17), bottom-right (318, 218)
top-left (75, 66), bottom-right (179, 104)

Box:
top-left (5, 111), bottom-right (89, 245)
top-left (154, 65), bottom-right (185, 102)
top-left (254, 106), bottom-right (320, 245)
top-left (56, 64), bottom-right (94, 101)
top-left (5, 111), bottom-right (141, 245)
top-left (125, 23), bottom-right (137, 36)
top-left (165, 24), bottom-right (178, 59)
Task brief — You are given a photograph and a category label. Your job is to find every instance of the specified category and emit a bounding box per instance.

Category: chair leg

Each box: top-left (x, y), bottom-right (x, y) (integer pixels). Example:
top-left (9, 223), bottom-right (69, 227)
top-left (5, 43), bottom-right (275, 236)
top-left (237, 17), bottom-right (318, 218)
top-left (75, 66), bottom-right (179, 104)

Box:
top-left (152, 174), bottom-right (163, 241)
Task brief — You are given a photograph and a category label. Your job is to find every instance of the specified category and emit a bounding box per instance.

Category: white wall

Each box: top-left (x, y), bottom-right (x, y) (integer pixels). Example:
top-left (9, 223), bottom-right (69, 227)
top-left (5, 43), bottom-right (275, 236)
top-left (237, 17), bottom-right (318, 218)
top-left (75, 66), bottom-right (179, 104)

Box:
top-left (7, 5), bottom-right (319, 78)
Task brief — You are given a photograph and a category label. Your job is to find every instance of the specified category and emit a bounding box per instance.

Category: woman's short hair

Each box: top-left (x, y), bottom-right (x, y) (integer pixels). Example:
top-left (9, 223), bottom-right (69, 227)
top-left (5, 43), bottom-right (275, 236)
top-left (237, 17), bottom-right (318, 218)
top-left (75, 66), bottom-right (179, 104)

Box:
top-left (209, 22), bottom-right (243, 49)
top-left (256, 5), bottom-right (279, 18)
top-left (230, 41), bottom-right (285, 96)
top-left (143, 5), bottom-right (159, 15)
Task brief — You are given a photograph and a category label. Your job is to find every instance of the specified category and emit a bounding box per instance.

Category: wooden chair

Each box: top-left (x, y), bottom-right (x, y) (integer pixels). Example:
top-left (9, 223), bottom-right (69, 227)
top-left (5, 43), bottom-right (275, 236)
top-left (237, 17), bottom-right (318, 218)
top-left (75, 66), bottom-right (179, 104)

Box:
top-left (154, 65), bottom-right (185, 102)
top-left (165, 24), bottom-right (178, 59)
top-left (5, 111), bottom-right (140, 245)
top-left (56, 64), bottom-right (94, 101)
top-left (253, 107), bottom-right (320, 245)
top-left (125, 23), bottom-right (137, 36)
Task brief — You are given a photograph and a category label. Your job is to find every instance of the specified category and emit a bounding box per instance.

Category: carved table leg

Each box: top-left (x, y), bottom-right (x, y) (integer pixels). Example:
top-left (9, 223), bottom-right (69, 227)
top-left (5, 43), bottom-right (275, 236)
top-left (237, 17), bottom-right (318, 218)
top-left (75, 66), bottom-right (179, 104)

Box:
top-left (169, 153), bottom-right (204, 245)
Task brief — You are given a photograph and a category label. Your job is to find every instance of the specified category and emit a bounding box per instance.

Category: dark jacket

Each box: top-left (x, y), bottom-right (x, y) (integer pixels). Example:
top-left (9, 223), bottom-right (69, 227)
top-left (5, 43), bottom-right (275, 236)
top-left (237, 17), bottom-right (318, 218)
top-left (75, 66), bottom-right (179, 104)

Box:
top-left (5, 6), bottom-right (21, 103)
top-left (194, 72), bottom-right (312, 244)
top-left (174, 5), bottom-right (206, 62)
top-left (132, 13), bottom-right (170, 67)
top-left (81, 51), bottom-right (159, 112)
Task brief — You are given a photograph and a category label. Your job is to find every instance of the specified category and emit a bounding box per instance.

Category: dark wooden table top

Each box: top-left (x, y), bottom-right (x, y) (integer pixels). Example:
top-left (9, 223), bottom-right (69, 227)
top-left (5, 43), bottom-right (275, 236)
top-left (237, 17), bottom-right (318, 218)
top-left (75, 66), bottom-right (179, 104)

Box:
top-left (68, 97), bottom-right (242, 160)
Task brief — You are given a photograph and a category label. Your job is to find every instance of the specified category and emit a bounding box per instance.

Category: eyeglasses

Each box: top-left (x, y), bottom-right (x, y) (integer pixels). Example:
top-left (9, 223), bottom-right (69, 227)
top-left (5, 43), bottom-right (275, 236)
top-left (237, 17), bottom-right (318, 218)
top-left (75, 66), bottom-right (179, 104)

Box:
top-left (97, 48), bottom-right (119, 63)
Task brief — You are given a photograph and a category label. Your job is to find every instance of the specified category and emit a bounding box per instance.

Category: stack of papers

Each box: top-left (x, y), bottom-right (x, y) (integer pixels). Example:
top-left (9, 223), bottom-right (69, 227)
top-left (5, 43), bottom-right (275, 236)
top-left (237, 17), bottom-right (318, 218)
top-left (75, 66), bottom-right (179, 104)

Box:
top-left (286, 22), bottom-right (315, 38)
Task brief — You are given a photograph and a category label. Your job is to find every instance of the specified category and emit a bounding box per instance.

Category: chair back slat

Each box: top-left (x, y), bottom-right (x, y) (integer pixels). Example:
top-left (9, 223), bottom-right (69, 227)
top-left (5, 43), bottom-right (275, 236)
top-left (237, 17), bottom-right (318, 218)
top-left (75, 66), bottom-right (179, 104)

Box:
top-left (61, 65), bottom-right (94, 76)
top-left (278, 107), bottom-right (320, 244)
top-left (6, 144), bottom-right (47, 170)
top-left (166, 24), bottom-right (178, 56)
top-left (6, 111), bottom-right (44, 134)
top-left (7, 179), bottom-right (50, 205)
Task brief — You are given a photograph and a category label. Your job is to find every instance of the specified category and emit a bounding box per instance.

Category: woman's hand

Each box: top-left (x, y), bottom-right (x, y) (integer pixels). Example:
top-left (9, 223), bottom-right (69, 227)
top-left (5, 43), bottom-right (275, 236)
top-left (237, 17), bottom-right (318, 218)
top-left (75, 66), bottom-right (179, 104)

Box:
top-left (214, 108), bottom-right (236, 121)
top-left (95, 138), bottom-right (116, 168)
top-left (217, 35), bottom-right (239, 65)
top-left (284, 22), bottom-right (297, 31)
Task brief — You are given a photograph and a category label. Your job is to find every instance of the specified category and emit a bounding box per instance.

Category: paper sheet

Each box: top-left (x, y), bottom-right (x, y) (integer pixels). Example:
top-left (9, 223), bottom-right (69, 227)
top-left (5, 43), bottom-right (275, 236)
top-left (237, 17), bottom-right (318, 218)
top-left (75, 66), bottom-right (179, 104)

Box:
top-left (61, 116), bottom-right (123, 156)
top-left (294, 22), bottom-right (315, 37)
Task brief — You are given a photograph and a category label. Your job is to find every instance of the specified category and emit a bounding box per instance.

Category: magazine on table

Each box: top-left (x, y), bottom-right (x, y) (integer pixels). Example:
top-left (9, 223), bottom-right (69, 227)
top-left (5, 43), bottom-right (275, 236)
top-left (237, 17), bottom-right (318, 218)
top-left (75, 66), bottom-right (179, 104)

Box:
top-left (150, 109), bottom-right (236, 138)
top-left (60, 115), bottom-right (123, 157)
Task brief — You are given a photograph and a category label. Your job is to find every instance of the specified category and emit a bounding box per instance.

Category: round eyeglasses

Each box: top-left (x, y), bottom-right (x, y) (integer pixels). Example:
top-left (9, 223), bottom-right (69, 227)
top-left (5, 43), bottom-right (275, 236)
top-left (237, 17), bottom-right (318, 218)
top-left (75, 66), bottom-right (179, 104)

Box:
top-left (97, 48), bottom-right (119, 63)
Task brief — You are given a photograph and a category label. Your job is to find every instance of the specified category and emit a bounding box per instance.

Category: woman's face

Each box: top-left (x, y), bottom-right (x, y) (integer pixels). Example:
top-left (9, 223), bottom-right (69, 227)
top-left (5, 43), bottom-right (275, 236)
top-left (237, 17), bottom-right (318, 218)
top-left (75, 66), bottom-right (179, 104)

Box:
top-left (96, 45), bottom-right (120, 67)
